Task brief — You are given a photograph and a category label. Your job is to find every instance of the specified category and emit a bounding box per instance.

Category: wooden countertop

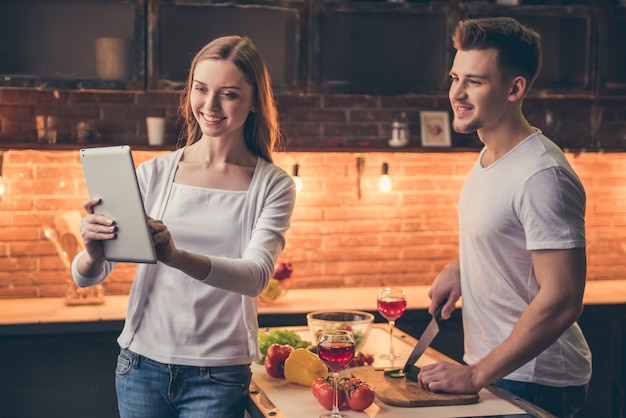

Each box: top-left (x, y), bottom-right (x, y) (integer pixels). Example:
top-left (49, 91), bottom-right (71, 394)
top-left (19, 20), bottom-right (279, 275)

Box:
top-left (247, 325), bottom-right (540, 418)
top-left (1, 280), bottom-right (625, 326)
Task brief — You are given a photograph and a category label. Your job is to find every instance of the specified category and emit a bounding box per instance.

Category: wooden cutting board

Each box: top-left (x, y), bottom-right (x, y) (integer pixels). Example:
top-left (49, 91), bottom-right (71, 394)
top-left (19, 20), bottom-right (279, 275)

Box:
top-left (351, 366), bottom-right (479, 407)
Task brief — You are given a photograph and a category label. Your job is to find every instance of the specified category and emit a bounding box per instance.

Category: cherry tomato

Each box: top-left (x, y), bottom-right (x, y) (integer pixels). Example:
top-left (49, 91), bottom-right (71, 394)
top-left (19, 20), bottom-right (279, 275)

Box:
top-left (344, 379), bottom-right (375, 411)
top-left (348, 352), bottom-right (375, 367)
top-left (311, 377), bottom-right (327, 397)
top-left (342, 377), bottom-right (364, 390)
top-left (311, 376), bottom-right (346, 410)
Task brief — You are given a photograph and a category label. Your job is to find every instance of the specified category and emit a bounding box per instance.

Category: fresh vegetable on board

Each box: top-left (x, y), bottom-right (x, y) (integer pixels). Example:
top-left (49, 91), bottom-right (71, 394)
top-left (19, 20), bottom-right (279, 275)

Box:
top-left (383, 365), bottom-right (420, 381)
top-left (311, 376), bottom-right (347, 410)
top-left (342, 377), bottom-right (375, 411)
top-left (311, 376), bottom-right (376, 412)
top-left (284, 348), bottom-right (329, 387)
top-left (264, 344), bottom-right (294, 378)
top-left (348, 352), bottom-right (375, 367)
top-left (258, 329), bottom-right (311, 363)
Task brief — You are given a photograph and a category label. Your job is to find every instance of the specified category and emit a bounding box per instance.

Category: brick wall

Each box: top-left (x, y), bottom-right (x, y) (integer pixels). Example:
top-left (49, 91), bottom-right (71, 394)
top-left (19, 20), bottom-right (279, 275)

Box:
top-left (1, 89), bottom-right (625, 150)
top-left (0, 89), bottom-right (625, 299)
top-left (0, 148), bottom-right (624, 299)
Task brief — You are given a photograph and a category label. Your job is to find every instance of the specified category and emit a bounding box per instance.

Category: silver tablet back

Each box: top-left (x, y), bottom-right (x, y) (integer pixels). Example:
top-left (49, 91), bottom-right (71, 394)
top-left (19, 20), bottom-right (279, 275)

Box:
top-left (79, 145), bottom-right (157, 264)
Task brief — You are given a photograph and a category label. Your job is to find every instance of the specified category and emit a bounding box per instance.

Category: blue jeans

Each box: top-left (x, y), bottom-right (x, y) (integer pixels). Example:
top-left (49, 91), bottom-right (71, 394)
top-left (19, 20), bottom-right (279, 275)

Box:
top-left (495, 379), bottom-right (588, 418)
top-left (115, 348), bottom-right (252, 418)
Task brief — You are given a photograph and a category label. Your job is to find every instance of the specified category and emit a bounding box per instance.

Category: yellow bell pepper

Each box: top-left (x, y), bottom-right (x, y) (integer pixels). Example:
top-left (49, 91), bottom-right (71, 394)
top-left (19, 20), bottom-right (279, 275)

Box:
top-left (284, 348), bottom-right (328, 387)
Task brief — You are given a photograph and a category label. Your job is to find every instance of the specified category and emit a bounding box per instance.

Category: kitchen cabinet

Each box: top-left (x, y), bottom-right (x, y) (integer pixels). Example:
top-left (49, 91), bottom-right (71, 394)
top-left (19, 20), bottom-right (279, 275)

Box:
top-left (308, 1), bottom-right (453, 95)
top-left (0, 323), bottom-right (123, 418)
top-left (148, 0), bottom-right (307, 93)
top-left (0, 0), bottom-right (624, 152)
top-left (598, 10), bottom-right (626, 95)
top-left (464, 3), bottom-right (596, 97)
top-left (0, 0), bottom-right (622, 98)
top-left (0, 0), bottom-right (146, 90)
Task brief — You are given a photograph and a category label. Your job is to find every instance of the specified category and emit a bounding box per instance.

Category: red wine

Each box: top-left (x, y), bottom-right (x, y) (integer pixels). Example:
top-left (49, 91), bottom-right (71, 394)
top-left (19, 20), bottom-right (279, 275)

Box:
top-left (318, 341), bottom-right (355, 371)
top-left (377, 297), bottom-right (407, 321)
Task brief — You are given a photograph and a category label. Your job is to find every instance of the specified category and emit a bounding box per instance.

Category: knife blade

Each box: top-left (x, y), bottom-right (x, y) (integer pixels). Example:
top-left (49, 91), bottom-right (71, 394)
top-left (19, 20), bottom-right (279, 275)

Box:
top-left (403, 300), bottom-right (446, 373)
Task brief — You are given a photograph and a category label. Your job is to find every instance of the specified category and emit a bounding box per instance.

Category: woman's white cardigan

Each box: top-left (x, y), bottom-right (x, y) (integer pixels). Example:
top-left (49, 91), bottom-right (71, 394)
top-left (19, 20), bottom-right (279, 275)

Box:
top-left (72, 148), bottom-right (296, 361)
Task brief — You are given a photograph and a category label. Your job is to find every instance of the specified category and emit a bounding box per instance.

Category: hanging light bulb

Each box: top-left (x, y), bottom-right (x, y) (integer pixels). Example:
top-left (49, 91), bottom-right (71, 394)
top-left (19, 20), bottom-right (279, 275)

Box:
top-left (292, 164), bottom-right (302, 193)
top-left (378, 162), bottom-right (392, 192)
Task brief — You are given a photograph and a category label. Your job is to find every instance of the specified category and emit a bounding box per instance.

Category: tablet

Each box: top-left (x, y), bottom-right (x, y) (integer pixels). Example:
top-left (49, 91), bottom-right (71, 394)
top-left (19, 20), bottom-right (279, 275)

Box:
top-left (79, 145), bottom-right (157, 264)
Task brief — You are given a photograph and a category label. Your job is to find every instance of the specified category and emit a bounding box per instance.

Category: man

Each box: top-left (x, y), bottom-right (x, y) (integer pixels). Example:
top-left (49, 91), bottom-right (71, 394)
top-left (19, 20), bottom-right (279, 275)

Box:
top-left (418, 17), bottom-right (591, 417)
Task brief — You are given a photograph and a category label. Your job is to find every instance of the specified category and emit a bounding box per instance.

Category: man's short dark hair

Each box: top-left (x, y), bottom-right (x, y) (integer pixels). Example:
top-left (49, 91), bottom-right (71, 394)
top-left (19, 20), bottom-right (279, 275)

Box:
top-left (452, 17), bottom-right (542, 90)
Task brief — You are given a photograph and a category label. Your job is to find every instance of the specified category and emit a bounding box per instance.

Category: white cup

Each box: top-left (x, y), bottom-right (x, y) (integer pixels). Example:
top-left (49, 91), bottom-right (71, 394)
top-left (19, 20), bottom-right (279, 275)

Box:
top-left (146, 116), bottom-right (166, 146)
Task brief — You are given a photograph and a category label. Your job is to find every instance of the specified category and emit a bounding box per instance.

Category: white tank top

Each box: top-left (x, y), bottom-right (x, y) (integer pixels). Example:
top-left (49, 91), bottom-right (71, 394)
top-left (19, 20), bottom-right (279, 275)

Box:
top-left (129, 183), bottom-right (250, 366)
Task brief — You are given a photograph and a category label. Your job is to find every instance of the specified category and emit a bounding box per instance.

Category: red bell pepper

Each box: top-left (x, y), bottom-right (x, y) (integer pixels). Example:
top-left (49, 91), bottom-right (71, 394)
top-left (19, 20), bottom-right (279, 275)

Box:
top-left (264, 343), bottom-right (294, 378)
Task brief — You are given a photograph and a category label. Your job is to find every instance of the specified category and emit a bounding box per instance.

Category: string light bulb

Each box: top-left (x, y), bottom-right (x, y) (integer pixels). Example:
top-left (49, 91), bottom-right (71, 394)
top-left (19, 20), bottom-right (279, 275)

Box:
top-left (292, 164), bottom-right (302, 193)
top-left (378, 162), bottom-right (392, 192)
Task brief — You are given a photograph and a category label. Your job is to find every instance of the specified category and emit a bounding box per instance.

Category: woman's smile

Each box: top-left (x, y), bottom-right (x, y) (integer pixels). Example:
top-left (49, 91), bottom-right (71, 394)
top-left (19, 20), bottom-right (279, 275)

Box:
top-left (199, 112), bottom-right (227, 125)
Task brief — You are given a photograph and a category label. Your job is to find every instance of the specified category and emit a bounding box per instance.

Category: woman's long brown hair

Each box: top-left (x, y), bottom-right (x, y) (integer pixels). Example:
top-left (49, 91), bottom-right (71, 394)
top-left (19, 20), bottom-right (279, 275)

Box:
top-left (177, 36), bottom-right (282, 162)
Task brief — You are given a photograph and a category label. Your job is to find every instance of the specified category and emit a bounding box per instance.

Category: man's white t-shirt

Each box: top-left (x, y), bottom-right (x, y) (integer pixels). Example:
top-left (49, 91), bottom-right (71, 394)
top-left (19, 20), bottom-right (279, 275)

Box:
top-left (458, 130), bottom-right (592, 386)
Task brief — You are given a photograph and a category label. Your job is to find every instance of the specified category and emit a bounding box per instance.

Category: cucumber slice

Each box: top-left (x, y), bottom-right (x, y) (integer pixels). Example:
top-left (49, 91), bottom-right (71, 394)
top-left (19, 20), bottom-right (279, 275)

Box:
top-left (383, 368), bottom-right (405, 378)
top-left (382, 366), bottom-right (420, 380)
top-left (405, 365), bottom-right (420, 382)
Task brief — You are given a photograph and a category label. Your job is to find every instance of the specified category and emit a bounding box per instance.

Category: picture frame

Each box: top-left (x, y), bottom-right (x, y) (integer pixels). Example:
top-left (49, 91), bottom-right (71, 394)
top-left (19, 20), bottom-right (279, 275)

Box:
top-left (420, 111), bottom-right (452, 147)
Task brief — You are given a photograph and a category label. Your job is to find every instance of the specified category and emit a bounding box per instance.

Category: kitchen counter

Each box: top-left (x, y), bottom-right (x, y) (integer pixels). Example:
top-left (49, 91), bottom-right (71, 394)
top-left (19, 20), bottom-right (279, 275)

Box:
top-left (1, 279), bottom-right (625, 327)
top-left (246, 325), bottom-right (546, 418)
top-left (1, 281), bottom-right (625, 418)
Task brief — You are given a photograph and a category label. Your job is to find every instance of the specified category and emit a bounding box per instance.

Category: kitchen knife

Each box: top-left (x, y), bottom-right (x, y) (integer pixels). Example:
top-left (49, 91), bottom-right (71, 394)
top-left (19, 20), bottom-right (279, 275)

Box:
top-left (403, 300), bottom-right (446, 373)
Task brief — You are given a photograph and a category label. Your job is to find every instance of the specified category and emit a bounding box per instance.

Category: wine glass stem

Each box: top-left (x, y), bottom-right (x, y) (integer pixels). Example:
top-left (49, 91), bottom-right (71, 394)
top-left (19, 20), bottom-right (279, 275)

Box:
top-left (388, 320), bottom-right (396, 356)
top-left (332, 371), bottom-right (340, 417)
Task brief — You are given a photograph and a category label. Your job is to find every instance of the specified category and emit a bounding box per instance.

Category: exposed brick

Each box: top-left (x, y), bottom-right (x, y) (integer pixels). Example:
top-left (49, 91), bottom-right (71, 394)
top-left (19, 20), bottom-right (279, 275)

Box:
top-left (287, 109), bottom-right (347, 123)
top-left (0, 94), bottom-right (624, 299)
top-left (276, 94), bottom-right (322, 110)
top-left (281, 122), bottom-right (322, 137)
top-left (0, 286), bottom-right (40, 298)
top-left (323, 95), bottom-right (378, 109)
top-left (322, 123), bottom-right (379, 137)
top-left (350, 109), bottom-right (397, 123)
top-left (136, 91), bottom-right (179, 106)
top-left (68, 91), bottom-right (135, 104)
top-left (0, 104), bottom-right (33, 119)
top-left (379, 96), bottom-right (443, 109)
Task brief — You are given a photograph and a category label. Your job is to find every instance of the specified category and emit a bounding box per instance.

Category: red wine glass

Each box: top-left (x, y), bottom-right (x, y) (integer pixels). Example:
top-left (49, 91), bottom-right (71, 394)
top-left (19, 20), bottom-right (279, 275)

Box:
top-left (377, 287), bottom-right (407, 360)
top-left (317, 330), bottom-right (356, 418)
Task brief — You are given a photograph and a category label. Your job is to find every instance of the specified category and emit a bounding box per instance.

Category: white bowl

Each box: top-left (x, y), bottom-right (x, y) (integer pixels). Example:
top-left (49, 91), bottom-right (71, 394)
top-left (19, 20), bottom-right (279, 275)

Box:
top-left (306, 310), bottom-right (374, 353)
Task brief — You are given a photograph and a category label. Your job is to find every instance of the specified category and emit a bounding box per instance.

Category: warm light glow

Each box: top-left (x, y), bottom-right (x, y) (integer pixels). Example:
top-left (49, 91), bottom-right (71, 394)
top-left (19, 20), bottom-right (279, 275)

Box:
top-left (378, 175), bottom-right (392, 192)
top-left (292, 164), bottom-right (302, 193)
top-left (0, 152), bottom-right (4, 197)
top-left (293, 176), bottom-right (303, 193)
top-left (378, 162), bottom-right (392, 192)
top-left (43, 226), bottom-right (55, 240)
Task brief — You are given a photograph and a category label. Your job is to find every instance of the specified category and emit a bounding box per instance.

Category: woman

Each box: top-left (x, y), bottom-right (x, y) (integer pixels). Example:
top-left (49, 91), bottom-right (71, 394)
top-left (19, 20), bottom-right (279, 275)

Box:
top-left (72, 36), bottom-right (296, 418)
